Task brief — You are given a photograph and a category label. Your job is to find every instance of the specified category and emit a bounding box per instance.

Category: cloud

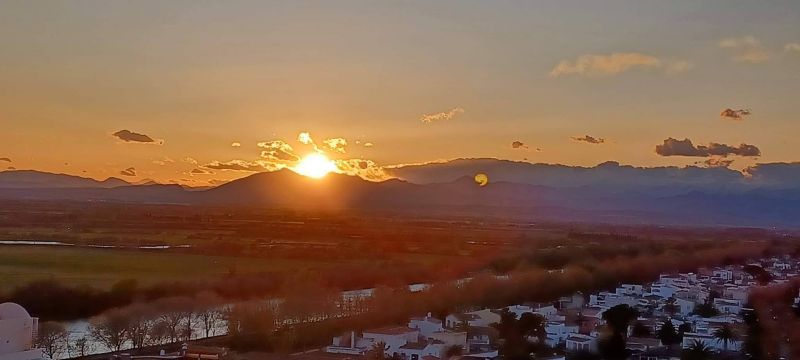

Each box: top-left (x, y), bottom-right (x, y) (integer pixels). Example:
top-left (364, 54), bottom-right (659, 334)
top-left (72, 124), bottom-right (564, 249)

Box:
top-left (699, 157), bottom-right (735, 168)
top-left (297, 132), bottom-right (313, 145)
top-left (202, 160), bottom-right (268, 172)
top-left (720, 108), bottom-right (751, 121)
top-left (258, 140), bottom-right (299, 161)
top-left (549, 53), bottom-right (689, 77)
top-left (511, 141), bottom-right (528, 149)
top-left (334, 159), bottom-right (390, 181)
top-left (119, 167), bottom-right (136, 177)
top-left (231, 142), bottom-right (241, 147)
top-left (6, 166), bottom-right (16, 170)
top-left (420, 107), bottom-right (465, 123)
top-left (786, 43), bottom-right (800, 53)
top-left (152, 156), bottom-right (175, 166)
top-left (183, 157), bottom-right (198, 165)
top-left (363, 142), bottom-right (374, 148)
top-left (0, 157), bottom-right (10, 162)
top-left (322, 138), bottom-right (348, 153)
top-left (112, 130), bottom-right (162, 144)
top-left (664, 60), bottom-right (694, 75)
top-left (719, 36), bottom-right (770, 63)
top-left (571, 135), bottom-right (605, 144)
top-left (191, 168), bottom-right (214, 175)
top-left (655, 138), bottom-right (761, 157)
top-left (208, 179), bottom-right (230, 186)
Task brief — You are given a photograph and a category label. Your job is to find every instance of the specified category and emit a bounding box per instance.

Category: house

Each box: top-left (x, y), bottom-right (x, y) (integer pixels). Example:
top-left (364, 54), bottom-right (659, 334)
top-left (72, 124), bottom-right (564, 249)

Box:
top-left (0, 303), bottom-right (47, 360)
top-left (626, 337), bottom-right (662, 352)
top-left (409, 313), bottom-right (444, 337)
top-left (361, 326), bottom-right (420, 358)
top-left (713, 299), bottom-right (743, 314)
top-left (544, 321), bottom-right (578, 347)
top-left (505, 305), bottom-right (533, 318)
top-left (465, 326), bottom-right (495, 353)
top-left (446, 309), bottom-right (500, 329)
top-left (565, 334), bottom-right (598, 353)
top-left (327, 331), bottom-right (372, 355)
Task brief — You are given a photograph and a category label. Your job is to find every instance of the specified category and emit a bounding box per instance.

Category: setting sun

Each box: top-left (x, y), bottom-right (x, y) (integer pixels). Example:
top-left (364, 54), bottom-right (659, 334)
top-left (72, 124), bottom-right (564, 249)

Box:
top-left (294, 153), bottom-right (337, 179)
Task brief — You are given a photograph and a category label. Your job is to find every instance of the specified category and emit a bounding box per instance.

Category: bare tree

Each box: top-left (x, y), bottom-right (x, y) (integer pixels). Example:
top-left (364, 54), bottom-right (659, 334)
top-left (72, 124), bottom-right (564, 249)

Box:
top-left (68, 336), bottom-right (95, 358)
top-left (90, 309), bottom-right (130, 352)
top-left (35, 321), bottom-right (69, 359)
top-left (197, 308), bottom-right (224, 338)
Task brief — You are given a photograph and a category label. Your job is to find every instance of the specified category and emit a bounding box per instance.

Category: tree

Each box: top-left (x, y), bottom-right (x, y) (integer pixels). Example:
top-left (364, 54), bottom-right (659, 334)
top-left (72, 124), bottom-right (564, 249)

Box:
top-left (518, 313), bottom-right (546, 343)
top-left (371, 341), bottom-right (389, 360)
top-left (600, 305), bottom-right (638, 360)
top-left (631, 322), bottom-right (652, 337)
top-left (68, 336), bottom-right (94, 358)
top-left (90, 309), bottom-right (131, 352)
top-left (682, 340), bottom-right (713, 360)
top-left (35, 321), bottom-right (68, 359)
top-left (663, 297), bottom-right (679, 317)
top-left (443, 344), bottom-right (463, 359)
top-left (197, 308), bottom-right (224, 337)
top-left (692, 302), bottom-right (719, 318)
top-left (713, 324), bottom-right (736, 351)
top-left (602, 304), bottom-right (638, 336)
top-left (657, 320), bottom-right (680, 345)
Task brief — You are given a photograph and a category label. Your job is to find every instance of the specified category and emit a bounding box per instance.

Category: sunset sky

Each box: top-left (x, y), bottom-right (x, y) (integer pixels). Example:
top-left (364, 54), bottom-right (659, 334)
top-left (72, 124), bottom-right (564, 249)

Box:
top-left (1, 1), bottom-right (798, 184)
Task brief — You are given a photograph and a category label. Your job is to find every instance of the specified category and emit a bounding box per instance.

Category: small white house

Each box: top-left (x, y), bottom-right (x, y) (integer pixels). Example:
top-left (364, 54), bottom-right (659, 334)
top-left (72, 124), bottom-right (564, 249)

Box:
top-left (0, 303), bottom-right (47, 360)
top-left (565, 334), bottom-right (598, 353)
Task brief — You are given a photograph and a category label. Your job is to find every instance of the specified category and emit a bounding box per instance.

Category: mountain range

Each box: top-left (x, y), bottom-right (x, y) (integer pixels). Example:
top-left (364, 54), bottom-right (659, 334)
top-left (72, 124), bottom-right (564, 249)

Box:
top-left (1, 159), bottom-right (799, 228)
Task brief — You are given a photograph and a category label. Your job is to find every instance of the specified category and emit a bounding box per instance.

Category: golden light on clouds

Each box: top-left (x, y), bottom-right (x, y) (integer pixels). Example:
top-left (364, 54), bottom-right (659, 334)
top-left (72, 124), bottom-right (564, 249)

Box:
top-left (294, 153), bottom-right (337, 179)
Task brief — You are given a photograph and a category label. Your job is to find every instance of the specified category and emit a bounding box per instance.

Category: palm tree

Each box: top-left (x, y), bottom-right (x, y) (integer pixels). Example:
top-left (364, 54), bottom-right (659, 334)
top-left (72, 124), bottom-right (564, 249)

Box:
top-left (682, 340), bottom-right (713, 360)
top-left (712, 324), bottom-right (736, 351)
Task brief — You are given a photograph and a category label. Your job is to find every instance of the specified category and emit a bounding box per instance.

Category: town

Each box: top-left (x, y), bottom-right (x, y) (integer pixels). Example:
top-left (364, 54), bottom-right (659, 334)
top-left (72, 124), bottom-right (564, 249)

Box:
top-left (319, 256), bottom-right (800, 360)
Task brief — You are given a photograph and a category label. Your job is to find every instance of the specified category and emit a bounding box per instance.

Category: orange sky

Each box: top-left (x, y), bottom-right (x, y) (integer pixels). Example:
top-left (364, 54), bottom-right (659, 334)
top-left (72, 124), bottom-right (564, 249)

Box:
top-left (1, 1), bottom-right (799, 184)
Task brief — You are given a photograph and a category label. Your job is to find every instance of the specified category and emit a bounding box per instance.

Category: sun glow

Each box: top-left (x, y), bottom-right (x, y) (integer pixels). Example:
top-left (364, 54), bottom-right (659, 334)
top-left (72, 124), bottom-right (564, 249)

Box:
top-left (294, 153), bottom-right (337, 179)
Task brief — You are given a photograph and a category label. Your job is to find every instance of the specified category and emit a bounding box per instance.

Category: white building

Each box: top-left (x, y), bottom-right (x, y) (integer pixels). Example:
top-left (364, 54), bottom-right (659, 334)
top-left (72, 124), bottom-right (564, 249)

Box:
top-left (0, 303), bottom-right (47, 360)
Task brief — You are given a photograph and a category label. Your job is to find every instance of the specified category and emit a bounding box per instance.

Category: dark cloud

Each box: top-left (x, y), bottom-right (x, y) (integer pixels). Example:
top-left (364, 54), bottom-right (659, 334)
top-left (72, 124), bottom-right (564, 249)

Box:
top-left (655, 138), bottom-right (761, 157)
top-left (6, 166), bottom-right (16, 170)
top-left (191, 168), bottom-right (214, 175)
top-left (0, 157), bottom-right (10, 162)
top-left (203, 160), bottom-right (266, 172)
top-left (511, 141), bottom-right (528, 149)
top-left (720, 108), bottom-right (751, 121)
top-left (112, 130), bottom-right (162, 144)
top-left (119, 167), bottom-right (137, 177)
top-left (700, 158), bottom-right (735, 168)
top-left (571, 135), bottom-right (605, 144)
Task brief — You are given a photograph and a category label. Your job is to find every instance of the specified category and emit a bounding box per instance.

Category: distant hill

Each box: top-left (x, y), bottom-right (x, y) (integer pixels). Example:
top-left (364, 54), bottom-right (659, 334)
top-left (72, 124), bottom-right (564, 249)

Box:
top-left (0, 170), bottom-right (130, 189)
top-left (1, 164), bottom-right (799, 228)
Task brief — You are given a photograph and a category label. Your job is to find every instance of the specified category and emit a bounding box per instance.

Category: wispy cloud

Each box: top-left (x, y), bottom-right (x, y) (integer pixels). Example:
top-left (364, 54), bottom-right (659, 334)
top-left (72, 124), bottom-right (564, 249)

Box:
top-left (719, 36), bottom-right (770, 63)
top-left (190, 168), bottom-right (214, 175)
top-left (655, 138), bottom-right (761, 157)
top-left (720, 108), bottom-right (751, 121)
top-left (231, 142), bottom-right (241, 147)
top-left (119, 167), bottom-right (137, 176)
top-left (420, 107), bottom-right (465, 123)
top-left (258, 140), bottom-right (299, 161)
top-left (786, 43), bottom-right (800, 53)
top-left (112, 130), bottom-right (163, 144)
top-left (152, 156), bottom-right (174, 166)
top-left (550, 53), bottom-right (690, 77)
top-left (202, 160), bottom-right (269, 172)
top-left (571, 135), bottom-right (605, 144)
top-left (0, 157), bottom-right (11, 163)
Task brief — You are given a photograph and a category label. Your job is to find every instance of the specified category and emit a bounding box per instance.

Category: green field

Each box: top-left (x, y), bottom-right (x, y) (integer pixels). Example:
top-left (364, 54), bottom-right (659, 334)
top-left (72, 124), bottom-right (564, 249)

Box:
top-left (0, 245), bottom-right (334, 291)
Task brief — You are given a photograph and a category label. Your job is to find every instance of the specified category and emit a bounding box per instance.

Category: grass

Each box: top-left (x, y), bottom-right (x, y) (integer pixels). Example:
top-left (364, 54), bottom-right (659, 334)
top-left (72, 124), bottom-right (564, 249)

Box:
top-left (0, 245), bottom-right (335, 291)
